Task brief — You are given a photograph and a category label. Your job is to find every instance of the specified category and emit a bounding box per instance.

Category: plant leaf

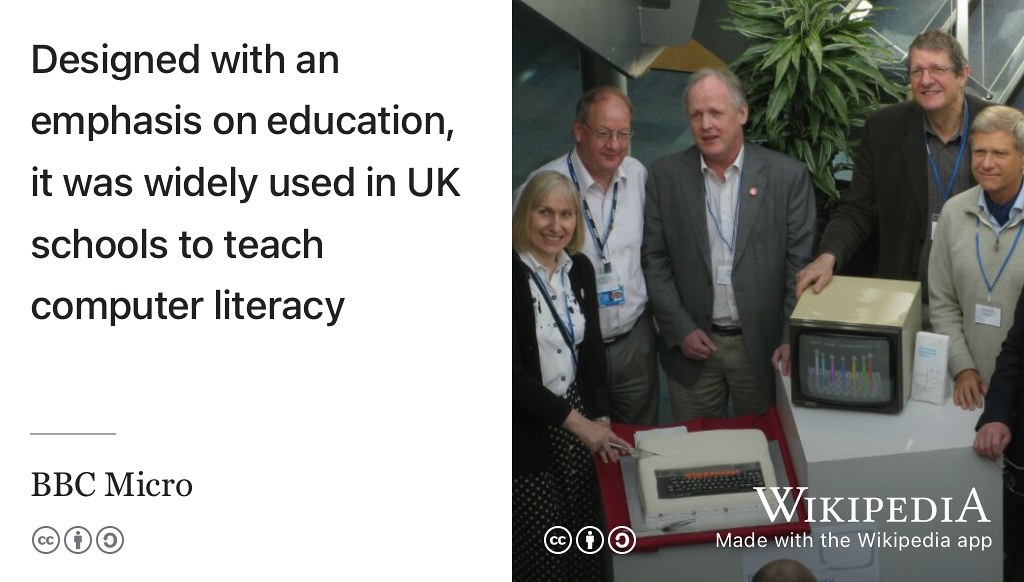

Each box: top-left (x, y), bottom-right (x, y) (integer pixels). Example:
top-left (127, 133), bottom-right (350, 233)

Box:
top-left (806, 32), bottom-right (823, 71)
top-left (727, 0), bottom-right (900, 199)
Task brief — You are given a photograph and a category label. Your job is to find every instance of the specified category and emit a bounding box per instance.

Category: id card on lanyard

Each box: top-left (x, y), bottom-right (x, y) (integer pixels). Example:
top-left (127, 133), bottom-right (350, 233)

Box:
top-left (974, 216), bottom-right (1024, 328)
top-left (567, 153), bottom-right (625, 307)
top-left (925, 99), bottom-right (970, 205)
top-left (529, 269), bottom-right (579, 372)
top-left (597, 269), bottom-right (625, 307)
top-left (706, 171), bottom-right (741, 288)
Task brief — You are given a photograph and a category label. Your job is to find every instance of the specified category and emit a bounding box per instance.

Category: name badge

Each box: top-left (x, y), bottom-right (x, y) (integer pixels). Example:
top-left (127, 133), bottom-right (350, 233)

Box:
top-left (931, 213), bottom-right (941, 241)
top-left (716, 264), bottom-right (733, 286)
top-left (597, 270), bottom-right (625, 307)
top-left (975, 302), bottom-right (1002, 327)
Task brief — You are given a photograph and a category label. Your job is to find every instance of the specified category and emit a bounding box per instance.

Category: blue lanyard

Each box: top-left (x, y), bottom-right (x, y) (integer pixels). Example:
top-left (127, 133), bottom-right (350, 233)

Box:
top-left (566, 154), bottom-right (617, 266)
top-left (975, 215), bottom-right (1024, 299)
top-left (705, 175), bottom-right (741, 254)
top-left (925, 99), bottom-right (970, 202)
top-left (528, 268), bottom-right (578, 371)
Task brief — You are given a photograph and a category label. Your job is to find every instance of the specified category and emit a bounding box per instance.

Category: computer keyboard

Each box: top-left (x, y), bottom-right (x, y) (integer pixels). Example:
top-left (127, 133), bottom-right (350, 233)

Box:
top-left (636, 429), bottom-right (780, 528)
top-left (655, 461), bottom-right (766, 498)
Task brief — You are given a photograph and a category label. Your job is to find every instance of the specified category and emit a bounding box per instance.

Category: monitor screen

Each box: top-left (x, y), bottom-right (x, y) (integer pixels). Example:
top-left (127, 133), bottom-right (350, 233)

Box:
top-left (796, 331), bottom-right (895, 405)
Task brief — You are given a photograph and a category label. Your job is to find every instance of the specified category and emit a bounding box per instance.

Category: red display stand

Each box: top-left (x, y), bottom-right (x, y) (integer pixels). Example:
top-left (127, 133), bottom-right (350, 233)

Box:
top-left (595, 407), bottom-right (810, 550)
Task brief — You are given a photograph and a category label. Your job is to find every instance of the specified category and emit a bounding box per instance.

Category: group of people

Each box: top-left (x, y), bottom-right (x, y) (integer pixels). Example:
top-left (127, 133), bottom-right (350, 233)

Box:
top-left (513, 28), bottom-right (1024, 582)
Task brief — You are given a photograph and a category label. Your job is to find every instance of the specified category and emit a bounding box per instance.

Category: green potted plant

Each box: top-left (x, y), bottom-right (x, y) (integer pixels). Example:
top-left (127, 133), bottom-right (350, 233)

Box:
top-left (725, 0), bottom-right (904, 200)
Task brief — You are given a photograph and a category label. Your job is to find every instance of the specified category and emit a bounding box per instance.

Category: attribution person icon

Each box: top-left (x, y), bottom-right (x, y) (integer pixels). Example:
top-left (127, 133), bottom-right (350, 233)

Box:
top-left (64, 526), bottom-right (92, 554)
top-left (576, 525), bottom-right (604, 554)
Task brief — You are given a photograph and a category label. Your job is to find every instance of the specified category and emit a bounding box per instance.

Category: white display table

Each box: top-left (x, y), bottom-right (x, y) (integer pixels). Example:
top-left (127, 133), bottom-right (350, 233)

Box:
top-left (613, 375), bottom-right (1004, 581)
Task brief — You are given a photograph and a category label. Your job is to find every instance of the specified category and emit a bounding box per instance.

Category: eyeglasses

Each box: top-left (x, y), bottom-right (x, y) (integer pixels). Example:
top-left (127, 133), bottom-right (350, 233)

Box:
top-left (582, 121), bottom-right (634, 143)
top-left (909, 64), bottom-right (955, 79)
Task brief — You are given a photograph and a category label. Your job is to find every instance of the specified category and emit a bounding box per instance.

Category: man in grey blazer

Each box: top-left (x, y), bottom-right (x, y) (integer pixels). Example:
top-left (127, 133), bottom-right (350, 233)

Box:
top-left (642, 68), bottom-right (816, 422)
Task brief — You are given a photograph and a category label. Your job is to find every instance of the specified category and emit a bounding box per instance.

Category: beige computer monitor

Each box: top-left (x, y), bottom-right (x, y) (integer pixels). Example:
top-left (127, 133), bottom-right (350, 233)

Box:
top-left (789, 276), bottom-right (922, 413)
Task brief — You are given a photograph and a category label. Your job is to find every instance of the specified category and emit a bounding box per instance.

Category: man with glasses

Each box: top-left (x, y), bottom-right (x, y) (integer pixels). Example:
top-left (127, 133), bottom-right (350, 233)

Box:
top-left (514, 86), bottom-right (659, 425)
top-left (797, 29), bottom-right (992, 301)
top-left (643, 68), bottom-right (816, 422)
top-left (929, 106), bottom-right (1024, 413)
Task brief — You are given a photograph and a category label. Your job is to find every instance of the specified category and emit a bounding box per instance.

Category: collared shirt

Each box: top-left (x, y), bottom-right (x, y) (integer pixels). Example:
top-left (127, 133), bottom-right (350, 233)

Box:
top-left (924, 117), bottom-right (972, 208)
top-left (701, 146), bottom-right (745, 325)
top-left (517, 250), bottom-right (586, 397)
top-left (929, 185), bottom-right (1024, 383)
top-left (513, 148), bottom-right (648, 339)
top-left (921, 110), bottom-right (972, 296)
top-left (976, 183), bottom-right (1024, 238)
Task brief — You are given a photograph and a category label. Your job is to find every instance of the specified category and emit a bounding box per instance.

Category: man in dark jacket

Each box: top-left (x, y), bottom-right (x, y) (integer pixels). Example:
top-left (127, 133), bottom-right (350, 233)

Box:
top-left (797, 29), bottom-right (991, 297)
top-left (975, 286), bottom-right (1024, 582)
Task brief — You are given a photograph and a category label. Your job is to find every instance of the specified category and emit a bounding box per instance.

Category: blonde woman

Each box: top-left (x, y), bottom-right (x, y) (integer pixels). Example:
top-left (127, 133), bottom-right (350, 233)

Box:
top-left (512, 171), bottom-right (626, 581)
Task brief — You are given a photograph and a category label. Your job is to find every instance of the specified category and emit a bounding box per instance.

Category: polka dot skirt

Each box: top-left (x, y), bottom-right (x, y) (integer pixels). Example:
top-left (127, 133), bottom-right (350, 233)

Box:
top-left (513, 384), bottom-right (605, 581)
